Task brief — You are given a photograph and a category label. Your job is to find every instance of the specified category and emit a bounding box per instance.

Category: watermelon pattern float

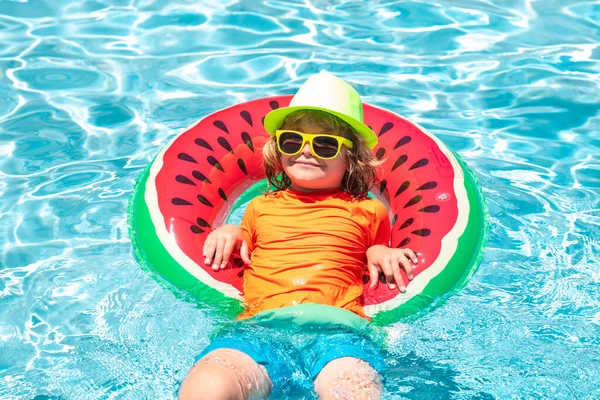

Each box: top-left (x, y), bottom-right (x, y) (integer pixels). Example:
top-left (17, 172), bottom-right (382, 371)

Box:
top-left (127, 96), bottom-right (488, 325)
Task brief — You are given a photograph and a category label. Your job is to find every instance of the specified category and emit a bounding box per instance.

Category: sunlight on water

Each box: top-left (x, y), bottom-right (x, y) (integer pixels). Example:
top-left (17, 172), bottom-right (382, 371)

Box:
top-left (0, 0), bottom-right (599, 398)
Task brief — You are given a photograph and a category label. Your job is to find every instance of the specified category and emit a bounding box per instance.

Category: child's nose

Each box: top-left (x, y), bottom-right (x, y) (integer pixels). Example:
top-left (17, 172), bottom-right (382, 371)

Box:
top-left (300, 142), bottom-right (312, 155)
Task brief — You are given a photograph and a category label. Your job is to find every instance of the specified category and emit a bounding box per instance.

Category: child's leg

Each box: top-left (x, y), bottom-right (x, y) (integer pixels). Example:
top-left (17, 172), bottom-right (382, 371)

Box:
top-left (178, 348), bottom-right (273, 400)
top-left (313, 356), bottom-right (382, 400)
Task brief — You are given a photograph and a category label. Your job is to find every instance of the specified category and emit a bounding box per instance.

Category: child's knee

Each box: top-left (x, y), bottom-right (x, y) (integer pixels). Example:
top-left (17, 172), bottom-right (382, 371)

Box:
top-left (314, 357), bottom-right (382, 400)
top-left (179, 349), bottom-right (272, 400)
top-left (179, 363), bottom-right (239, 400)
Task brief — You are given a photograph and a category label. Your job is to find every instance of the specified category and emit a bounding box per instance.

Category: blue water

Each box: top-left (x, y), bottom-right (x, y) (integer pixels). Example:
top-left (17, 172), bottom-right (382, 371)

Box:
top-left (1, 0), bottom-right (598, 398)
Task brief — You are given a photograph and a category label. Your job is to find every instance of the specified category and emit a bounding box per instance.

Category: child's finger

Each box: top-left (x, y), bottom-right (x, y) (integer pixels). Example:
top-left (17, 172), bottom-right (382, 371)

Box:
top-left (383, 258), bottom-right (397, 290)
top-left (203, 237), bottom-right (216, 264)
top-left (220, 238), bottom-right (236, 269)
top-left (391, 257), bottom-right (405, 292)
top-left (398, 256), bottom-right (414, 281)
top-left (211, 236), bottom-right (226, 270)
top-left (240, 241), bottom-right (251, 264)
top-left (202, 232), bottom-right (212, 255)
top-left (404, 248), bottom-right (418, 264)
top-left (367, 263), bottom-right (380, 289)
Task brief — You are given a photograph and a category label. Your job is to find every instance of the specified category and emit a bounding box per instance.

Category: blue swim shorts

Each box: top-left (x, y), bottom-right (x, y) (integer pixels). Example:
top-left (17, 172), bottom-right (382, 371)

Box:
top-left (193, 304), bottom-right (387, 397)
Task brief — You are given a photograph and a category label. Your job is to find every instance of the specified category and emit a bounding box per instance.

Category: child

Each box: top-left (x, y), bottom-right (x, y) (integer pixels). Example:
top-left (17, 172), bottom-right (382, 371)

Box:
top-left (178, 71), bottom-right (417, 400)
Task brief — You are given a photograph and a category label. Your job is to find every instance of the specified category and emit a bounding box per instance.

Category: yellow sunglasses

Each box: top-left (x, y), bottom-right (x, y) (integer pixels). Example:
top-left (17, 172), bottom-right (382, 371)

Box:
top-left (275, 130), bottom-right (353, 160)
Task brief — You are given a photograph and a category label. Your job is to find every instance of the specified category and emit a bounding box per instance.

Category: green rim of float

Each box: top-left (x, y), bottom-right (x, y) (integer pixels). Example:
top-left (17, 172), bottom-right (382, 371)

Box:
top-left (127, 97), bottom-right (488, 326)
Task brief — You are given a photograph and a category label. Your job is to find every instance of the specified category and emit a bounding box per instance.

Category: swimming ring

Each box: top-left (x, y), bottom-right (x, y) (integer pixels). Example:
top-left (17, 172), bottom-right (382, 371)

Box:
top-left (127, 96), bottom-right (488, 325)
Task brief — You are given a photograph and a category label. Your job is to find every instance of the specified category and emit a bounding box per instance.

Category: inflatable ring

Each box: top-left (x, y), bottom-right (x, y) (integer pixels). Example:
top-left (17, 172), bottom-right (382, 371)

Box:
top-left (127, 96), bottom-right (488, 325)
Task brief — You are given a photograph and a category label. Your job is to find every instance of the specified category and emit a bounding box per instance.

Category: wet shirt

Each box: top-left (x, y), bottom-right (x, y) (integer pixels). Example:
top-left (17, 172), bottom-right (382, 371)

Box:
top-left (239, 189), bottom-right (390, 319)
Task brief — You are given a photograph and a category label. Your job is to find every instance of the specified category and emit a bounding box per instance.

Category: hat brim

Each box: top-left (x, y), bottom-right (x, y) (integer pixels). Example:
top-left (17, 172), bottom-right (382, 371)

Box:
top-left (264, 106), bottom-right (378, 149)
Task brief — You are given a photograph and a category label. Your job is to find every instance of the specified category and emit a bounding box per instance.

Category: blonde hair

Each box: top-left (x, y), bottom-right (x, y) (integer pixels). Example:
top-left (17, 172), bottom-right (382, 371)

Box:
top-left (262, 110), bottom-right (381, 198)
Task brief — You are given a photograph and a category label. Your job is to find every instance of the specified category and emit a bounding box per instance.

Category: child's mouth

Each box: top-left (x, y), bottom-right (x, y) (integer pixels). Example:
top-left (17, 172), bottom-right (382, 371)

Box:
top-left (294, 160), bottom-right (321, 167)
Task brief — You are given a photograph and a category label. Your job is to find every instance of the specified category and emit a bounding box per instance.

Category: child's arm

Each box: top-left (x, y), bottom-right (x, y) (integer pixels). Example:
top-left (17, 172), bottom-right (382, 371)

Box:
top-left (203, 224), bottom-right (251, 271)
top-left (366, 245), bottom-right (418, 292)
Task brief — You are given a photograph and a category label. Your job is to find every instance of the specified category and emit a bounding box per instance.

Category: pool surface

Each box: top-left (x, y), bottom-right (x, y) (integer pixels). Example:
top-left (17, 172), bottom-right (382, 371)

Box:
top-left (1, 0), bottom-right (599, 399)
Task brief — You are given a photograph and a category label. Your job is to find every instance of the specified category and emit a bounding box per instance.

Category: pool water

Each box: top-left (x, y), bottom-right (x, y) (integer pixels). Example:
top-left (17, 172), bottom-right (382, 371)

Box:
top-left (1, 0), bottom-right (599, 399)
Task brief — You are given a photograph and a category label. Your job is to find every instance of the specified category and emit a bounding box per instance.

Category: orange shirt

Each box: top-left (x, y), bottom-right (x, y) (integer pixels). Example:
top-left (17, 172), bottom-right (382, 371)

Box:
top-left (239, 189), bottom-right (390, 319)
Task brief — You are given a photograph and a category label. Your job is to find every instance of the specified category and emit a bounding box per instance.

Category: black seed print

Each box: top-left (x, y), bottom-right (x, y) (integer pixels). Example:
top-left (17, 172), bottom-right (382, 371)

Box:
top-left (172, 198), bottom-right (192, 206)
top-left (195, 138), bottom-right (214, 151)
top-left (394, 136), bottom-right (411, 149)
top-left (397, 238), bottom-right (411, 247)
top-left (379, 179), bottom-right (387, 195)
top-left (417, 181), bottom-right (437, 190)
top-left (237, 270), bottom-right (244, 277)
top-left (178, 153), bottom-right (197, 163)
top-left (391, 214), bottom-right (397, 226)
top-left (213, 120), bottom-right (229, 134)
top-left (190, 225), bottom-right (204, 234)
top-left (404, 195), bottom-right (422, 208)
top-left (241, 132), bottom-right (254, 152)
top-left (241, 110), bottom-right (253, 127)
top-left (218, 188), bottom-right (228, 202)
top-left (399, 218), bottom-right (414, 230)
top-left (412, 229), bottom-right (431, 237)
top-left (197, 195), bottom-right (213, 207)
top-left (394, 181), bottom-right (410, 198)
top-left (379, 122), bottom-right (393, 137)
top-left (362, 274), bottom-right (370, 284)
top-left (392, 155), bottom-right (408, 171)
top-left (175, 175), bottom-right (196, 186)
top-left (238, 159), bottom-right (248, 175)
top-left (376, 148), bottom-right (386, 160)
top-left (379, 273), bottom-right (387, 283)
top-left (269, 101), bottom-right (279, 109)
top-left (217, 137), bottom-right (233, 153)
top-left (196, 217), bottom-right (211, 228)
top-left (192, 170), bottom-right (211, 183)
top-left (419, 205), bottom-right (440, 213)
top-left (409, 158), bottom-right (429, 170)
top-left (208, 156), bottom-right (224, 172)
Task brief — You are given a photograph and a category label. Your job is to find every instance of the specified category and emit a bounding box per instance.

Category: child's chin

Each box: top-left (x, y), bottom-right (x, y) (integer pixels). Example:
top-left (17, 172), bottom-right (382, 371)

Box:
top-left (292, 173), bottom-right (326, 184)
top-left (288, 169), bottom-right (325, 181)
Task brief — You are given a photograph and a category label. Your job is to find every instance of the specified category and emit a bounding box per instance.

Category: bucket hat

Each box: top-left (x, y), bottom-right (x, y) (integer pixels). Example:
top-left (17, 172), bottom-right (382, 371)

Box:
top-left (263, 70), bottom-right (378, 149)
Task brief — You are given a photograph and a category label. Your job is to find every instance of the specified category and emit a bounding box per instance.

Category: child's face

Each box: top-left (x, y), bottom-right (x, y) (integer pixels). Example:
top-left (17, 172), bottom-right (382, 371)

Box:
top-left (280, 121), bottom-right (348, 193)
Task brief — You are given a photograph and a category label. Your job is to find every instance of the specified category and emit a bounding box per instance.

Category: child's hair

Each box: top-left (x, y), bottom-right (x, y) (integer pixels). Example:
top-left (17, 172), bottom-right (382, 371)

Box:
top-left (263, 110), bottom-right (381, 198)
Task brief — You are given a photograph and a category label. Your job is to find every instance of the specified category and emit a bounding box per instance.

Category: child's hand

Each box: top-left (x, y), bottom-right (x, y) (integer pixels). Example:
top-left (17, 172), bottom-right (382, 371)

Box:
top-left (366, 245), bottom-right (418, 292)
top-left (203, 224), bottom-right (251, 271)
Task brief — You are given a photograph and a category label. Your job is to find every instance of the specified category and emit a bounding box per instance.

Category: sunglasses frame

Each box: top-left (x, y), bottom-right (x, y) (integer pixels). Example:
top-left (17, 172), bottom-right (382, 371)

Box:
top-left (275, 130), bottom-right (354, 160)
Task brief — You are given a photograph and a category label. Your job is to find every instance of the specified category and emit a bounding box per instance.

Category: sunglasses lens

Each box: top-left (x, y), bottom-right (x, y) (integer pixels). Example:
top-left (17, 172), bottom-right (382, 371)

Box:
top-left (278, 131), bottom-right (303, 154)
top-left (277, 131), bottom-right (343, 159)
top-left (312, 136), bottom-right (340, 158)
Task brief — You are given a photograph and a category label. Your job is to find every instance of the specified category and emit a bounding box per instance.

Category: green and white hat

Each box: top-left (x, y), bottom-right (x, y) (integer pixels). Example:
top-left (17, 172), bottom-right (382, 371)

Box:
top-left (264, 70), bottom-right (378, 149)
